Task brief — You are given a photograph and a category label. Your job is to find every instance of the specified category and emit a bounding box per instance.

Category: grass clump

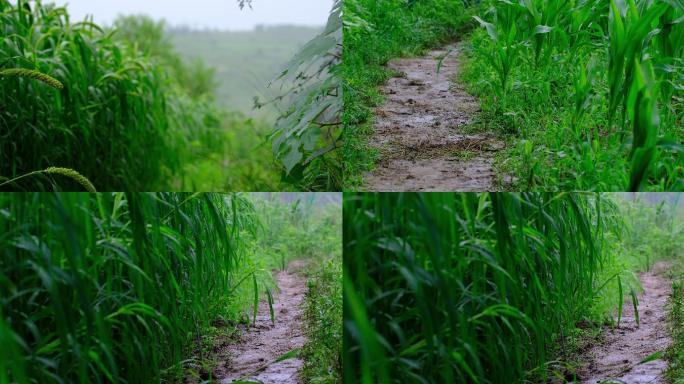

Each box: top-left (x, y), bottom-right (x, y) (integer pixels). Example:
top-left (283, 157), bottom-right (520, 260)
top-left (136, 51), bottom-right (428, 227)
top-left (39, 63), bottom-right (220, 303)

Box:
top-left (0, 1), bottom-right (283, 191)
top-left (343, 192), bottom-right (631, 383)
top-left (667, 278), bottom-right (684, 383)
top-left (300, 202), bottom-right (342, 384)
top-left (0, 193), bottom-right (276, 383)
top-left (343, 193), bottom-right (684, 383)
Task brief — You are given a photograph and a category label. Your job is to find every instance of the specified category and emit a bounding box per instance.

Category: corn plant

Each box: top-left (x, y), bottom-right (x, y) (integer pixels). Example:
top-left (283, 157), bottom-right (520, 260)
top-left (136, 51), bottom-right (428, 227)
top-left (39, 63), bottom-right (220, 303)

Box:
top-left (473, 7), bottom-right (521, 97)
top-left (465, 0), bottom-right (683, 190)
top-left (607, 0), bottom-right (667, 129)
top-left (628, 59), bottom-right (661, 191)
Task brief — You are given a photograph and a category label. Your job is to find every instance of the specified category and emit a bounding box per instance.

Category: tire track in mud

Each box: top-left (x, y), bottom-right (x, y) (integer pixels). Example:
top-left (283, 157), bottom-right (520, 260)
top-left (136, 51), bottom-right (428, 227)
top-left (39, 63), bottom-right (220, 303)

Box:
top-left (215, 260), bottom-right (307, 384)
top-left (363, 43), bottom-right (504, 192)
top-left (580, 261), bottom-right (672, 383)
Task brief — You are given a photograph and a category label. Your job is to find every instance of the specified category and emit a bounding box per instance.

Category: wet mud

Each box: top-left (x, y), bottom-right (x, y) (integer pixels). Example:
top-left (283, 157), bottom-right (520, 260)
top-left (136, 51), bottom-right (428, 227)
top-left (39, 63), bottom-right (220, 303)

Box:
top-left (580, 261), bottom-right (672, 383)
top-left (215, 261), bottom-right (307, 384)
top-left (364, 43), bottom-right (504, 191)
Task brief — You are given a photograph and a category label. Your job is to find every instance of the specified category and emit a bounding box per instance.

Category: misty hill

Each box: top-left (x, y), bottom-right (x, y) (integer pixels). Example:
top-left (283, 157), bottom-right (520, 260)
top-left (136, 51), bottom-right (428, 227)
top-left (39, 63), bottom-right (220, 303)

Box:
top-left (170, 25), bottom-right (323, 118)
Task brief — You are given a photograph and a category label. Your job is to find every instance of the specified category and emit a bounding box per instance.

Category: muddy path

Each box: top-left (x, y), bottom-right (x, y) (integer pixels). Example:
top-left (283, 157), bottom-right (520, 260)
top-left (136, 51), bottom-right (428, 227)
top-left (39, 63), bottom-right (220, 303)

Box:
top-left (363, 42), bottom-right (504, 192)
top-left (579, 261), bottom-right (672, 383)
top-left (215, 260), bottom-right (308, 384)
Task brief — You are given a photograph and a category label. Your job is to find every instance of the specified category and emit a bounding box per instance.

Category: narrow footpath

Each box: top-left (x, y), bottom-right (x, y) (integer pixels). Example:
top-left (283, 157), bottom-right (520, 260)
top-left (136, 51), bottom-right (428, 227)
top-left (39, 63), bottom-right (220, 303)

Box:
top-left (215, 260), bottom-right (307, 384)
top-left (364, 42), bottom-right (504, 192)
top-left (580, 261), bottom-right (672, 383)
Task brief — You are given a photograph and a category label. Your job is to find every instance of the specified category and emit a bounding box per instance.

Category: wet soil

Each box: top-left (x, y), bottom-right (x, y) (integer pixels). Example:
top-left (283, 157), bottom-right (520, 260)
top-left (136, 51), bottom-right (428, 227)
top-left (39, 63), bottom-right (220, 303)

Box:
top-left (363, 43), bottom-right (504, 192)
top-left (215, 260), bottom-right (307, 384)
top-left (580, 261), bottom-right (672, 383)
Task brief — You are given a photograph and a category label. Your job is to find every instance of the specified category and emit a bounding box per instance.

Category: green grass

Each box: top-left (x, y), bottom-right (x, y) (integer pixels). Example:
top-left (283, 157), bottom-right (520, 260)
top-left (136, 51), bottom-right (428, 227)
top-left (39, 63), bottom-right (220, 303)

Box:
top-left (343, 0), bottom-right (683, 191)
top-left (0, 1), bottom-right (290, 191)
top-left (299, 204), bottom-right (342, 384)
top-left (668, 276), bottom-right (684, 384)
top-left (462, 0), bottom-right (684, 191)
top-left (343, 193), bottom-right (684, 383)
top-left (0, 193), bottom-right (270, 383)
top-left (343, 192), bottom-right (643, 383)
top-left (0, 192), bottom-right (342, 383)
top-left (301, 255), bottom-right (342, 384)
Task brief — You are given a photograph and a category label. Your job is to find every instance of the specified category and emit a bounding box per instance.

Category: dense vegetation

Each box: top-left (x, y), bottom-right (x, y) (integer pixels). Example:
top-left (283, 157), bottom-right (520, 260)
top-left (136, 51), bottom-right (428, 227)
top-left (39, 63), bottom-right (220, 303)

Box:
top-left (669, 275), bottom-right (684, 383)
top-left (343, 192), bottom-right (684, 383)
top-left (300, 207), bottom-right (342, 384)
top-left (0, 0), bottom-right (342, 191)
top-left (343, 0), bottom-right (684, 191)
top-left (0, 192), bottom-right (342, 383)
top-left (465, 0), bottom-right (684, 191)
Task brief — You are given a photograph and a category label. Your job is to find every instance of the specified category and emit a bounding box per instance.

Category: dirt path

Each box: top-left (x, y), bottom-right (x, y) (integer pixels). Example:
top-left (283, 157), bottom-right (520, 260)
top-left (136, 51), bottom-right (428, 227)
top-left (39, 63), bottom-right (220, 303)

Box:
top-left (215, 260), bottom-right (307, 384)
top-left (363, 42), bottom-right (504, 192)
top-left (580, 261), bottom-right (672, 383)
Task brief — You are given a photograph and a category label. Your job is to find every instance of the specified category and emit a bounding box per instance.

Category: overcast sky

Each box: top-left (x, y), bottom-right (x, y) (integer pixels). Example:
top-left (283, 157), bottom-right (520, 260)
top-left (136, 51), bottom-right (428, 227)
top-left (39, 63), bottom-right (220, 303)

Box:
top-left (51, 0), bottom-right (332, 30)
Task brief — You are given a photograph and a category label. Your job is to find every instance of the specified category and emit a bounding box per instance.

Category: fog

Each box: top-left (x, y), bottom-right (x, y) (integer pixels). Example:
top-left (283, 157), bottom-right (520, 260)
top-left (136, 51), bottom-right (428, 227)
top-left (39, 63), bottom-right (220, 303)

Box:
top-left (50, 0), bottom-right (331, 30)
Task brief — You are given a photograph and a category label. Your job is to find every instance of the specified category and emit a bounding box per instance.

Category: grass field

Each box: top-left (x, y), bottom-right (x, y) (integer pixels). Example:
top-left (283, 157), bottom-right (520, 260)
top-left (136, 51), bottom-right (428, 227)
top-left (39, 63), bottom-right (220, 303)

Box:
top-left (342, 0), bottom-right (684, 191)
top-left (0, 192), bottom-right (342, 383)
top-left (0, 0), bottom-right (338, 191)
top-left (343, 192), bottom-right (684, 383)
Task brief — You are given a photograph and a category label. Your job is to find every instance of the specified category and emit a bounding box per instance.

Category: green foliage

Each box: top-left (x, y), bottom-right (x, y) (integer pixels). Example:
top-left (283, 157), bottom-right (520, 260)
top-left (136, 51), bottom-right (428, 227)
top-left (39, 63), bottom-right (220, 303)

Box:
top-left (301, 254), bottom-right (342, 384)
top-left (344, 192), bottom-right (628, 383)
top-left (106, 14), bottom-right (284, 191)
top-left (264, 0), bottom-right (343, 191)
top-left (616, 195), bottom-right (684, 271)
top-left (0, 192), bottom-right (272, 383)
top-left (342, 0), bottom-right (471, 189)
top-left (0, 0), bottom-right (170, 190)
top-left (114, 15), bottom-right (218, 99)
top-left (253, 194), bottom-right (341, 270)
top-left (464, 0), bottom-right (684, 191)
top-left (0, 1), bottom-right (282, 191)
top-left (667, 278), bottom-right (684, 383)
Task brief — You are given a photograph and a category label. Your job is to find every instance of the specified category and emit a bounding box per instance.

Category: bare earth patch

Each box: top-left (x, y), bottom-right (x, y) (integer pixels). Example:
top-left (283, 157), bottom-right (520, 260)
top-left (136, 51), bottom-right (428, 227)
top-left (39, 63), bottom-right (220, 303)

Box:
top-left (363, 43), bottom-right (504, 192)
top-left (215, 260), bottom-right (307, 384)
top-left (580, 261), bottom-right (672, 383)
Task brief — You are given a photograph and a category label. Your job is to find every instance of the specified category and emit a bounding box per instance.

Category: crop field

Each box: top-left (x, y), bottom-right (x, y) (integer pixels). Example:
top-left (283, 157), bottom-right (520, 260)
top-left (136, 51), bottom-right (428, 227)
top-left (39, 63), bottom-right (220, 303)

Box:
top-left (343, 0), bottom-right (684, 191)
top-left (344, 192), bottom-right (684, 383)
top-left (0, 192), bottom-right (342, 383)
top-left (0, 0), bottom-right (341, 192)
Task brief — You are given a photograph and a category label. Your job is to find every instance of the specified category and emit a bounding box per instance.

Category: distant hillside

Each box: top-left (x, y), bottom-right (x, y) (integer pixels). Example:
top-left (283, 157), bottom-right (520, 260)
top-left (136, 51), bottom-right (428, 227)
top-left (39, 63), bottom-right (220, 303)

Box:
top-left (170, 25), bottom-right (323, 118)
